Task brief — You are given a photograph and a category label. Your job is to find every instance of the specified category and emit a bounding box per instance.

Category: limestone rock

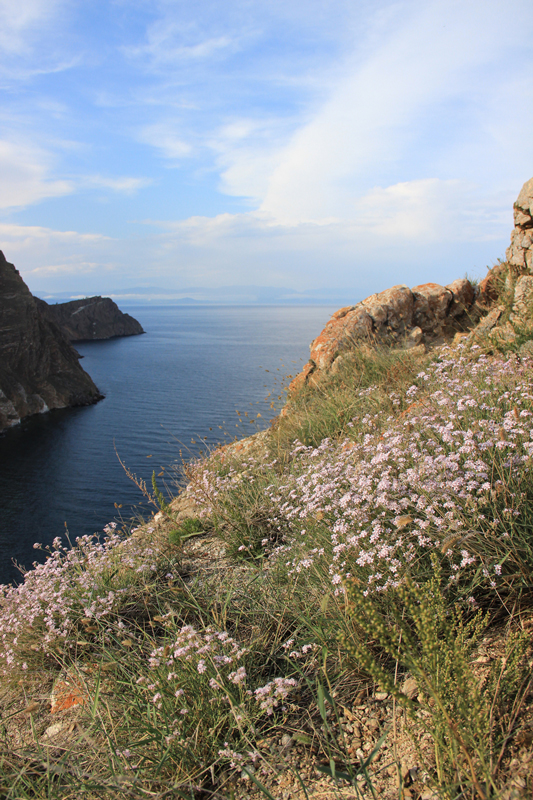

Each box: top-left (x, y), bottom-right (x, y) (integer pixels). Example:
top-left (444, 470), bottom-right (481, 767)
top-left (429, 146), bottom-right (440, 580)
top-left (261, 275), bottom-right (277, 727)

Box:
top-left (478, 261), bottom-right (508, 305)
top-left (0, 251), bottom-right (103, 432)
top-left (412, 283), bottom-right (453, 336)
top-left (446, 278), bottom-right (476, 317)
top-left (511, 275), bottom-right (533, 323)
top-left (506, 177), bottom-right (533, 273)
top-left (37, 296), bottom-right (144, 341)
top-left (469, 306), bottom-right (503, 337)
top-left (361, 284), bottom-right (414, 334)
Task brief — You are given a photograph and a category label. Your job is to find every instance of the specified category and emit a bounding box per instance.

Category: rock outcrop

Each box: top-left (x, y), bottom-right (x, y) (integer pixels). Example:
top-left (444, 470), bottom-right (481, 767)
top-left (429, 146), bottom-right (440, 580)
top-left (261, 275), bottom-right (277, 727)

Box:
top-left (291, 177), bottom-right (533, 393)
top-left (290, 278), bottom-right (481, 391)
top-left (506, 177), bottom-right (533, 274)
top-left (36, 296), bottom-right (144, 342)
top-left (0, 252), bottom-right (103, 432)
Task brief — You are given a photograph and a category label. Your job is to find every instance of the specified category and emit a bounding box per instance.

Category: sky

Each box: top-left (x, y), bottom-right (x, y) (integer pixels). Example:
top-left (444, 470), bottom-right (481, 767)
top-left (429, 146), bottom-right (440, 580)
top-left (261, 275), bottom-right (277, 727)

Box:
top-left (0, 0), bottom-right (532, 305)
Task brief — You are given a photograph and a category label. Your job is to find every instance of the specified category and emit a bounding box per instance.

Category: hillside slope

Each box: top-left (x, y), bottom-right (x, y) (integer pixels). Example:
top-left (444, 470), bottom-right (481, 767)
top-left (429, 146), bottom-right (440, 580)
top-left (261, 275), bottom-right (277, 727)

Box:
top-left (0, 180), bottom-right (532, 800)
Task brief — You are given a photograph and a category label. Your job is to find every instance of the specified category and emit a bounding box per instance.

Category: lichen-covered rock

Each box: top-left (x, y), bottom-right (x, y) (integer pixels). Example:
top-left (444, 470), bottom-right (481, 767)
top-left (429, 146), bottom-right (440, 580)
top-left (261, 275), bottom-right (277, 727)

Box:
top-left (37, 296), bottom-right (144, 341)
top-left (412, 283), bottom-right (453, 337)
top-left (511, 275), bottom-right (533, 324)
top-left (361, 284), bottom-right (414, 334)
top-left (506, 177), bottom-right (533, 273)
top-left (290, 279), bottom-right (477, 392)
top-left (0, 251), bottom-right (103, 431)
top-left (309, 305), bottom-right (373, 372)
top-left (446, 279), bottom-right (476, 317)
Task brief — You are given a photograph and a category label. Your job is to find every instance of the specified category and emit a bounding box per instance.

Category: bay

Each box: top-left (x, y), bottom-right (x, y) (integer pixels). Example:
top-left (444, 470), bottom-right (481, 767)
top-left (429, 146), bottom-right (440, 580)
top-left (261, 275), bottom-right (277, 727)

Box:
top-left (0, 305), bottom-right (335, 585)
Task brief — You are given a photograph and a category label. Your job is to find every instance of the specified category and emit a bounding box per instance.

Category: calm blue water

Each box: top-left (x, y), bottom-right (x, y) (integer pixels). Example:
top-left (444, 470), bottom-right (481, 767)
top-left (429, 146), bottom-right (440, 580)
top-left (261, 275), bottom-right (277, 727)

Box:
top-left (0, 306), bottom-right (334, 585)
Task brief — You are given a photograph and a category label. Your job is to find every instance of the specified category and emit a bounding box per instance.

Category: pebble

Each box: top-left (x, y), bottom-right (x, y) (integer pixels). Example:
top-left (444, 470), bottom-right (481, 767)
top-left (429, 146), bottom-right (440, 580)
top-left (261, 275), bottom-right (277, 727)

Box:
top-left (42, 722), bottom-right (65, 740)
top-left (280, 734), bottom-right (293, 750)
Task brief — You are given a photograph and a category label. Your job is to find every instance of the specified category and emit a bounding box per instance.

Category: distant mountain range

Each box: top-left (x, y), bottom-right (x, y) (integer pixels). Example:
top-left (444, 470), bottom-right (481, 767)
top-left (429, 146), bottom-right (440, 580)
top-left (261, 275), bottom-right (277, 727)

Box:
top-left (37, 285), bottom-right (358, 307)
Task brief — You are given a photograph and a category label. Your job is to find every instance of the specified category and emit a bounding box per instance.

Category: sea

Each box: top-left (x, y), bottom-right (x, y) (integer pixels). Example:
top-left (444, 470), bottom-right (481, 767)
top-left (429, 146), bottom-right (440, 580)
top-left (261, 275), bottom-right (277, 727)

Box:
top-left (0, 305), bottom-right (335, 586)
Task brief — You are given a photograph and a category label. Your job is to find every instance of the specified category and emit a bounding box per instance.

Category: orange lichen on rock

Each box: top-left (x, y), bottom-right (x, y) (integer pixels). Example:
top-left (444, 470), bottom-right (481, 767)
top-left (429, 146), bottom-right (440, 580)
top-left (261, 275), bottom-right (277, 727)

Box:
top-left (50, 675), bottom-right (87, 713)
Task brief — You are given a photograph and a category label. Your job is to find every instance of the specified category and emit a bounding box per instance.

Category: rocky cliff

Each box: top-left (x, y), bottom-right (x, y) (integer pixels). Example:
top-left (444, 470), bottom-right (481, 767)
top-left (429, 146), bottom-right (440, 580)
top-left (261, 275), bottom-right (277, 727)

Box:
top-left (291, 176), bottom-right (533, 392)
top-left (506, 176), bottom-right (533, 273)
top-left (36, 296), bottom-right (144, 342)
top-left (0, 252), bottom-right (103, 432)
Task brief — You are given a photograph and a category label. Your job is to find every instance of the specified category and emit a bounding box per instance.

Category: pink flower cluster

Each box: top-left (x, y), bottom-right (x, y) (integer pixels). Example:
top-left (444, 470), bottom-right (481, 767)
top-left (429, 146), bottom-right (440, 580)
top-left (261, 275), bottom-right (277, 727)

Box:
top-left (189, 348), bottom-right (533, 594)
top-left (0, 526), bottom-right (166, 674)
top-left (253, 676), bottom-right (299, 715)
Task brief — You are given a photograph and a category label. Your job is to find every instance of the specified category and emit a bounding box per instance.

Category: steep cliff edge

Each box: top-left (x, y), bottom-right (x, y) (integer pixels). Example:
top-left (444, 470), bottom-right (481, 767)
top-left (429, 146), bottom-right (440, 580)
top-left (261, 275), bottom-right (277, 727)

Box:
top-left (36, 296), bottom-right (144, 341)
top-left (0, 252), bottom-right (103, 432)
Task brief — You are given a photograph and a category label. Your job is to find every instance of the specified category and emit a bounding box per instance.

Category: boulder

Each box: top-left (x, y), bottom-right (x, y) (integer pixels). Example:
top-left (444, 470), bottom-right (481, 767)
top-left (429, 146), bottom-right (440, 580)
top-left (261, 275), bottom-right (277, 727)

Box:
top-left (446, 279), bottom-right (476, 317)
top-left (361, 284), bottom-right (414, 334)
top-left (412, 283), bottom-right (453, 336)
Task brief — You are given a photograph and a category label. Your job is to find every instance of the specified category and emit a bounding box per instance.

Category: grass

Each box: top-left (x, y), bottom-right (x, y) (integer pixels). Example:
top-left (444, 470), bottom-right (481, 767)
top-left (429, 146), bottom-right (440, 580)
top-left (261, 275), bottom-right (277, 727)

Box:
top-left (1, 291), bottom-right (533, 798)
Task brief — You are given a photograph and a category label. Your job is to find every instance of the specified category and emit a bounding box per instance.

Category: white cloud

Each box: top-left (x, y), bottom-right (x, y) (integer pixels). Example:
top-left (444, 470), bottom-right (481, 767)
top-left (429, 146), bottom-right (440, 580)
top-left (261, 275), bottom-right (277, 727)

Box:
top-left (83, 175), bottom-right (153, 194)
top-left (0, 222), bottom-right (114, 292)
top-left (0, 0), bottom-right (64, 55)
top-left (138, 123), bottom-right (193, 162)
top-left (28, 261), bottom-right (103, 276)
top-left (126, 26), bottom-right (234, 67)
top-left (206, 0), bottom-right (533, 224)
top-left (0, 222), bottom-right (108, 247)
top-left (0, 140), bottom-right (73, 208)
top-left (351, 180), bottom-right (513, 242)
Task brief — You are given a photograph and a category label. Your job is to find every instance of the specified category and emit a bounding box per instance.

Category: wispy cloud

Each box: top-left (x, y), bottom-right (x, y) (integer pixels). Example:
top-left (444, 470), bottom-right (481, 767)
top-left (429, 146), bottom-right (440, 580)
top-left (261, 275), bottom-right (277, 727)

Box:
top-left (0, 0), bottom-right (65, 55)
top-left (125, 27), bottom-right (235, 68)
top-left (237, 0), bottom-right (533, 224)
top-left (138, 124), bottom-right (193, 162)
top-left (0, 139), bottom-right (73, 208)
top-left (0, 222), bottom-right (108, 244)
top-left (82, 175), bottom-right (153, 194)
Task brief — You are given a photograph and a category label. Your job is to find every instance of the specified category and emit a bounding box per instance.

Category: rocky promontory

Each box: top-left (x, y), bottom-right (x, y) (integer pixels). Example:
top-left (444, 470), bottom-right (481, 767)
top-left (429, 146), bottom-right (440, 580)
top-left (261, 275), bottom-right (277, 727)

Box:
top-left (0, 252), bottom-right (103, 432)
top-left (36, 296), bottom-right (144, 342)
top-left (290, 176), bottom-right (533, 393)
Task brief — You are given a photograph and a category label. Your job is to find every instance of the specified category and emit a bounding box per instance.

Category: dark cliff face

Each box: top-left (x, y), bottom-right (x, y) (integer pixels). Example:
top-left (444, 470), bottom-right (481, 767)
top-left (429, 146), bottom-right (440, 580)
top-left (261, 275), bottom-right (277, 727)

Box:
top-left (0, 252), bottom-right (103, 432)
top-left (36, 296), bottom-right (144, 341)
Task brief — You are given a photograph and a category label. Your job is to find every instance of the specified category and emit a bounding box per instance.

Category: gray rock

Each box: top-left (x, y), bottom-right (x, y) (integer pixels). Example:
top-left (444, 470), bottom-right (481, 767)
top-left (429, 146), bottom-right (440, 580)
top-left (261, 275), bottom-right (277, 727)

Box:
top-left (471, 306), bottom-right (503, 336)
top-left (506, 177), bottom-right (533, 272)
top-left (511, 275), bottom-right (533, 322)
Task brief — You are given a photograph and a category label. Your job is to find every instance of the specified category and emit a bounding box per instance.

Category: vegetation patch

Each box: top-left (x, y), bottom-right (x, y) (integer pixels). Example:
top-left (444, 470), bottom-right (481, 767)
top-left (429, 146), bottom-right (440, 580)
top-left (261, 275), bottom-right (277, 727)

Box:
top-left (1, 321), bottom-right (533, 798)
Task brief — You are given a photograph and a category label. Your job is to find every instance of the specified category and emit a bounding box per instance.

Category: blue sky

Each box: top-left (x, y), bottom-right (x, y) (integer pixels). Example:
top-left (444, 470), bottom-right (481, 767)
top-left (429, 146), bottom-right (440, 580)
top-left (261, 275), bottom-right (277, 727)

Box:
top-left (1, 0), bottom-right (532, 304)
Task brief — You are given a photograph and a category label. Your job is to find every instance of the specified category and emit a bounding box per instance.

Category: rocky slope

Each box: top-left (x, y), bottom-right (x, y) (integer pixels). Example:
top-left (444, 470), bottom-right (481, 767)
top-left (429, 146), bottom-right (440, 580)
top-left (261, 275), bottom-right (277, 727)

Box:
top-left (0, 252), bottom-right (103, 432)
top-left (291, 176), bottom-right (533, 393)
top-left (36, 296), bottom-right (144, 341)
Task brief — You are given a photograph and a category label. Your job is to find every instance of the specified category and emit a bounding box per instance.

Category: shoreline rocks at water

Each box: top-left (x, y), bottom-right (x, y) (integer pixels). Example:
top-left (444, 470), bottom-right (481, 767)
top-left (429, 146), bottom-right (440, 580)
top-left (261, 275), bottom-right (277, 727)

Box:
top-left (36, 296), bottom-right (144, 342)
top-left (0, 251), bottom-right (104, 432)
